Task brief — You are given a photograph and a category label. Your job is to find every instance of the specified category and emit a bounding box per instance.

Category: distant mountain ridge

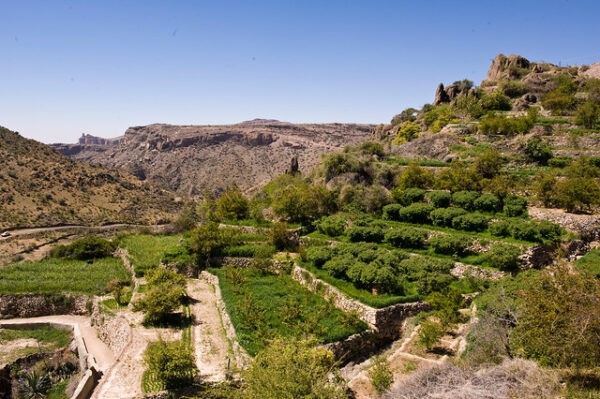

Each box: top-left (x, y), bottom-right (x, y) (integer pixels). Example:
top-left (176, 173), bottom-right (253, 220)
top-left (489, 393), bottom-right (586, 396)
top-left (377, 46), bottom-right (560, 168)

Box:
top-left (53, 120), bottom-right (374, 196)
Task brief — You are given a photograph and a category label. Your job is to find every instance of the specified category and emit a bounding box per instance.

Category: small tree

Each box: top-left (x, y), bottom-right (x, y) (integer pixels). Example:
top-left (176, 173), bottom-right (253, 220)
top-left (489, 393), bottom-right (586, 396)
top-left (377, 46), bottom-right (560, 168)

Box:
top-left (215, 186), bottom-right (250, 221)
top-left (396, 163), bottom-right (434, 190)
top-left (243, 338), bottom-right (348, 399)
top-left (523, 137), bottom-right (553, 165)
top-left (574, 101), bottom-right (600, 128)
top-left (368, 356), bottom-right (394, 395)
top-left (418, 319), bottom-right (444, 351)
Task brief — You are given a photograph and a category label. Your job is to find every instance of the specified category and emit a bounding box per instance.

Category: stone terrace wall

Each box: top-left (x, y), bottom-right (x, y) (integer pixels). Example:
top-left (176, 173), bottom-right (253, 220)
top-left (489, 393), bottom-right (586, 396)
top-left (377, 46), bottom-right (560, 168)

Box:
top-left (0, 294), bottom-right (89, 319)
top-left (291, 265), bottom-right (429, 336)
top-left (90, 305), bottom-right (132, 358)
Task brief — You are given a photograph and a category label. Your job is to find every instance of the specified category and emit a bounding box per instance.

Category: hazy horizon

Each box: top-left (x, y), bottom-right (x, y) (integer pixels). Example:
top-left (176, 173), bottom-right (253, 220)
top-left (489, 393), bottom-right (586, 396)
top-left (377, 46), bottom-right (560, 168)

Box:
top-left (2, 0), bottom-right (600, 144)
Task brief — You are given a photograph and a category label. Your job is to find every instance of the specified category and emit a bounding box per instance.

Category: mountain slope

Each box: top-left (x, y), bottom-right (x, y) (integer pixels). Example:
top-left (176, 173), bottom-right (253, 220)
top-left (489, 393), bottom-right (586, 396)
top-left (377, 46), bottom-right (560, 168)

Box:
top-left (0, 126), bottom-right (180, 229)
top-left (52, 120), bottom-right (373, 196)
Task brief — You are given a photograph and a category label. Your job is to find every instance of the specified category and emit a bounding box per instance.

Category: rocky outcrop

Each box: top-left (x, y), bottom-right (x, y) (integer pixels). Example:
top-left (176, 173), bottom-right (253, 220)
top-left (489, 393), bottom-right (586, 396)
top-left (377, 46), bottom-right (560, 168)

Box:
top-left (78, 133), bottom-right (124, 146)
top-left (52, 120), bottom-right (373, 196)
top-left (483, 54), bottom-right (532, 85)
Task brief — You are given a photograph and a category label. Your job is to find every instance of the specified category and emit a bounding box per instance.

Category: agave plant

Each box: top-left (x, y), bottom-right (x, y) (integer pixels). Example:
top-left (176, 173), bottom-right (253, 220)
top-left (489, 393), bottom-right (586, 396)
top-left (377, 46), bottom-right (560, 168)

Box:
top-left (18, 371), bottom-right (51, 399)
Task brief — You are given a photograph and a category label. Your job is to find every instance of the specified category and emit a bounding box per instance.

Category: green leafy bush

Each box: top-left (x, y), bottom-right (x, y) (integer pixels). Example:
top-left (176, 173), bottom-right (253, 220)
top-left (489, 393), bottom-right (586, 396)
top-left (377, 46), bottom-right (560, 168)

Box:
top-left (346, 226), bottom-right (385, 243)
top-left (398, 203), bottom-right (434, 224)
top-left (479, 113), bottom-right (534, 135)
top-left (391, 187), bottom-right (426, 205)
top-left (473, 193), bottom-right (501, 212)
top-left (503, 195), bottom-right (528, 217)
top-left (429, 234), bottom-right (472, 256)
top-left (384, 228), bottom-right (427, 249)
top-left (548, 155), bottom-right (572, 168)
top-left (486, 243), bottom-right (521, 271)
top-left (508, 220), bottom-right (539, 242)
top-left (144, 339), bottom-right (197, 390)
top-left (305, 246), bottom-right (335, 268)
top-left (451, 191), bottom-right (481, 211)
top-left (480, 89), bottom-right (512, 111)
top-left (523, 137), bottom-right (553, 165)
top-left (418, 319), bottom-right (444, 350)
top-left (315, 215), bottom-right (346, 237)
top-left (322, 254), bottom-right (353, 279)
top-left (392, 121), bottom-right (421, 144)
top-left (451, 213), bottom-right (490, 232)
top-left (426, 190), bottom-right (452, 208)
top-left (500, 80), bottom-right (528, 98)
top-left (430, 207), bottom-right (467, 227)
top-left (52, 236), bottom-right (116, 260)
top-left (382, 203), bottom-right (403, 221)
top-left (452, 191), bottom-right (480, 211)
top-left (368, 356), bottom-right (394, 395)
top-left (215, 186), bottom-right (250, 221)
top-left (489, 220), bottom-right (511, 237)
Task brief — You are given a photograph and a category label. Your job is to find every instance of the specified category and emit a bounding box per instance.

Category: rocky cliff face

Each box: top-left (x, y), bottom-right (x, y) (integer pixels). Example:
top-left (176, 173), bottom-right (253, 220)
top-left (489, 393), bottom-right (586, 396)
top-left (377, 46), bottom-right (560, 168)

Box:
top-left (53, 120), bottom-right (373, 196)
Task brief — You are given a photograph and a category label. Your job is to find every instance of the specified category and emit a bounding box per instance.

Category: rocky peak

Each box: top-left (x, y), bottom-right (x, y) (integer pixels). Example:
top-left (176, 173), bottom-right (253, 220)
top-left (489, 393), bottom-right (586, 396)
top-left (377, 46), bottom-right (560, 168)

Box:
top-left (483, 53), bottom-right (532, 85)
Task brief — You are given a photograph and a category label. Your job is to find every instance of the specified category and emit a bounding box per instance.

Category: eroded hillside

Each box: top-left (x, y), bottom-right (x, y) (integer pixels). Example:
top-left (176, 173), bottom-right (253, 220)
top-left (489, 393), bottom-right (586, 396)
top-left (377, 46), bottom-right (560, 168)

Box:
top-left (53, 119), bottom-right (373, 196)
top-left (0, 126), bottom-right (180, 229)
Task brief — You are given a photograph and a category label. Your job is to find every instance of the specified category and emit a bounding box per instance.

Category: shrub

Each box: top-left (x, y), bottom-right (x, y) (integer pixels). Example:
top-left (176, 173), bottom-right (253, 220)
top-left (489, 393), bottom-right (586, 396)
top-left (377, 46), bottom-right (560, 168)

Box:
top-left (426, 190), bottom-right (452, 208)
top-left (270, 222), bottom-right (297, 251)
top-left (323, 255), bottom-right (353, 279)
top-left (418, 319), bottom-right (444, 350)
top-left (315, 215), bottom-right (346, 237)
top-left (508, 220), bottom-right (539, 242)
top-left (346, 226), bottom-right (384, 243)
top-left (430, 207), bottom-right (467, 227)
top-left (556, 176), bottom-right (600, 213)
top-left (503, 195), bottom-right (528, 217)
top-left (479, 113), bottom-right (534, 135)
top-left (451, 213), bottom-right (490, 232)
top-left (473, 193), bottom-right (501, 212)
top-left (382, 203), bottom-right (403, 221)
top-left (430, 234), bottom-right (471, 256)
top-left (500, 80), bottom-right (528, 98)
top-left (243, 339), bottom-right (348, 399)
top-left (480, 89), bottom-right (512, 111)
top-left (524, 137), bottom-right (553, 165)
top-left (306, 246), bottom-right (334, 268)
top-left (385, 228), bottom-right (427, 249)
top-left (451, 191), bottom-right (480, 211)
top-left (537, 220), bottom-right (563, 243)
top-left (489, 220), bottom-right (511, 237)
top-left (133, 283), bottom-right (187, 325)
top-left (548, 155), bottom-right (572, 168)
top-left (368, 356), bottom-right (394, 395)
top-left (215, 186), bottom-right (250, 221)
top-left (396, 163), bottom-right (434, 189)
top-left (486, 243), bottom-right (521, 271)
top-left (511, 265), bottom-right (600, 367)
top-left (392, 121), bottom-right (421, 144)
top-left (423, 104), bottom-right (459, 132)
top-left (398, 203), bottom-right (434, 224)
top-left (144, 339), bottom-right (197, 389)
top-left (574, 101), bottom-right (600, 128)
top-left (52, 236), bottom-right (116, 260)
top-left (474, 150), bottom-right (503, 179)
top-left (391, 187), bottom-right (426, 206)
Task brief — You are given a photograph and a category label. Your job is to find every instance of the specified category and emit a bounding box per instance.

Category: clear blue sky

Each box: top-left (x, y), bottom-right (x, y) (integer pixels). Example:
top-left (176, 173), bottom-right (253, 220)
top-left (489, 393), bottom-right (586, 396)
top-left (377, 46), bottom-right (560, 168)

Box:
top-left (1, 0), bottom-right (599, 143)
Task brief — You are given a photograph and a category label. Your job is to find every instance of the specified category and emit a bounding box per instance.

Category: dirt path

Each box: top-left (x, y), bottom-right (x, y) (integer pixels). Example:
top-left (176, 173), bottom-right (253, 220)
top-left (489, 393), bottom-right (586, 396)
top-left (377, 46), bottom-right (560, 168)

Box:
top-left (0, 315), bottom-right (115, 371)
top-left (347, 304), bottom-right (478, 399)
top-left (188, 277), bottom-right (231, 382)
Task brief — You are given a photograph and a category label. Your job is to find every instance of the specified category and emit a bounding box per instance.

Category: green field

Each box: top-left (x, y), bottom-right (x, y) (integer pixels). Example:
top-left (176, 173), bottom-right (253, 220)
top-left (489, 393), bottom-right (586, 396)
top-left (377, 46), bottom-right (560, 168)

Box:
top-left (118, 234), bottom-right (183, 276)
top-left (0, 325), bottom-right (72, 365)
top-left (0, 257), bottom-right (130, 295)
top-left (211, 267), bottom-right (367, 356)
top-left (576, 249), bottom-right (600, 278)
top-left (300, 261), bottom-right (419, 308)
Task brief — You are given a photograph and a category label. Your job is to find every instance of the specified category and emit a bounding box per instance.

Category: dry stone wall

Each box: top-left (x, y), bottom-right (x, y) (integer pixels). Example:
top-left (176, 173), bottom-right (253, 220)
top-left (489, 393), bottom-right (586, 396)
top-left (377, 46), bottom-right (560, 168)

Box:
top-left (0, 294), bottom-right (89, 319)
top-left (291, 265), bottom-right (428, 336)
